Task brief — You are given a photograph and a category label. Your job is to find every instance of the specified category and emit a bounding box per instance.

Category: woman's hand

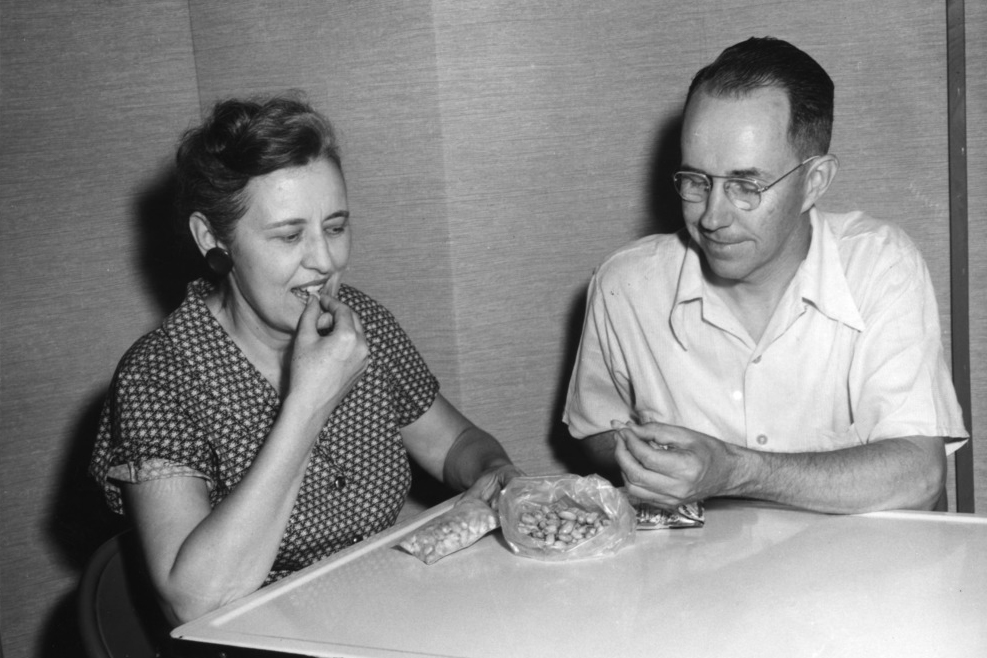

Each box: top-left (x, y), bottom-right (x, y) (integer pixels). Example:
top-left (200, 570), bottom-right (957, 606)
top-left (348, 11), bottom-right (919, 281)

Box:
top-left (288, 292), bottom-right (368, 419)
top-left (462, 462), bottom-right (526, 509)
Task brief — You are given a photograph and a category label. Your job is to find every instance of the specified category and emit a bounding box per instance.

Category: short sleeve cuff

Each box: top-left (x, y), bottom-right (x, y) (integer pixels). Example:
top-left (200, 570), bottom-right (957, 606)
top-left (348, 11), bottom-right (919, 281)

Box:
top-left (106, 458), bottom-right (214, 489)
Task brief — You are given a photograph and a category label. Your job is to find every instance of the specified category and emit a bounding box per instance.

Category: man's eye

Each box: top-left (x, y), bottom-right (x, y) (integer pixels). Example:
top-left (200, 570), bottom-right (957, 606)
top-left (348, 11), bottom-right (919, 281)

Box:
top-left (280, 232), bottom-right (301, 243)
top-left (731, 179), bottom-right (761, 194)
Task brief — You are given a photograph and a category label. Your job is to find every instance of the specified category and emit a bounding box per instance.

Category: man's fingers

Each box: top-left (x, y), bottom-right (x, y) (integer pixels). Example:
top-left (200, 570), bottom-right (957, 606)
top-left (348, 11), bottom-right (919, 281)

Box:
top-left (611, 419), bottom-right (675, 445)
top-left (623, 482), bottom-right (681, 508)
top-left (618, 428), bottom-right (683, 473)
top-left (615, 435), bottom-right (682, 505)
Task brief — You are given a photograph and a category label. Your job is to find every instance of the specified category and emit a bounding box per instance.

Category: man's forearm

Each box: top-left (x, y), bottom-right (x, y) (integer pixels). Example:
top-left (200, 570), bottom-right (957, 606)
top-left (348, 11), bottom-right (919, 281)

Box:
top-left (733, 436), bottom-right (946, 513)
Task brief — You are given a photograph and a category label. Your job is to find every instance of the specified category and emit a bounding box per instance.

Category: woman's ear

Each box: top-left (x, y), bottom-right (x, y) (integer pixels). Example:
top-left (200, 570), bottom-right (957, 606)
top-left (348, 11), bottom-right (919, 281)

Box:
top-left (801, 154), bottom-right (839, 213)
top-left (189, 212), bottom-right (223, 256)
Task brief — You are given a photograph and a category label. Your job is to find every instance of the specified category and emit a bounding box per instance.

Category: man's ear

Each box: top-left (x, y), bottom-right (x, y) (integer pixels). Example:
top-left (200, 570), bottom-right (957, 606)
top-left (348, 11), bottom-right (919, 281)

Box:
top-left (189, 212), bottom-right (224, 256)
top-left (801, 154), bottom-right (839, 213)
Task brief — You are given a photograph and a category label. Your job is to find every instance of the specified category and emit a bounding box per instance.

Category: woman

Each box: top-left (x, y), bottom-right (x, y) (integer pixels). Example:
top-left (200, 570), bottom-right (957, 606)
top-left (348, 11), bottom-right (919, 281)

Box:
top-left (90, 94), bottom-right (521, 627)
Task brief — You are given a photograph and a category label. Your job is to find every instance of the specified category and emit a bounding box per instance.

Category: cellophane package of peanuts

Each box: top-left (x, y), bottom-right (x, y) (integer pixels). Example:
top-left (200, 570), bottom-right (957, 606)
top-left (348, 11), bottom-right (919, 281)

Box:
top-left (498, 474), bottom-right (636, 561)
top-left (399, 496), bottom-right (499, 565)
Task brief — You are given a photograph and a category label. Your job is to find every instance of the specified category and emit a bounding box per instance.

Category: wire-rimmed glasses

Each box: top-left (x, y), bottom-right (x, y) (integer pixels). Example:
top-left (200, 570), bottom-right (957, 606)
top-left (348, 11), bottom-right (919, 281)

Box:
top-left (672, 156), bottom-right (819, 211)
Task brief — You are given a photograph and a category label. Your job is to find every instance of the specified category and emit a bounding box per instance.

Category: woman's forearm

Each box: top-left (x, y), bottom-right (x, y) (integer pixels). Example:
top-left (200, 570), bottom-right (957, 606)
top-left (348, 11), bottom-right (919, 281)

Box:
top-left (441, 426), bottom-right (514, 492)
top-left (128, 396), bottom-right (327, 624)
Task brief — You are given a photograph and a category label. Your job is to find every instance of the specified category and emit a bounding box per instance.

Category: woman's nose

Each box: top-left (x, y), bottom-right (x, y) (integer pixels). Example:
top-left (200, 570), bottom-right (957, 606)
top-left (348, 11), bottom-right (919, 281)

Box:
top-left (304, 233), bottom-right (336, 272)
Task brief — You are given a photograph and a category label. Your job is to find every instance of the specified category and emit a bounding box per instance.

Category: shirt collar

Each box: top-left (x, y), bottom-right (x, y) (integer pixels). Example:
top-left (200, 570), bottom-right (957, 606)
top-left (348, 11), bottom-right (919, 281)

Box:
top-left (162, 279), bottom-right (282, 422)
top-left (670, 208), bottom-right (866, 347)
top-left (670, 235), bottom-right (706, 349)
top-left (799, 208), bottom-right (866, 331)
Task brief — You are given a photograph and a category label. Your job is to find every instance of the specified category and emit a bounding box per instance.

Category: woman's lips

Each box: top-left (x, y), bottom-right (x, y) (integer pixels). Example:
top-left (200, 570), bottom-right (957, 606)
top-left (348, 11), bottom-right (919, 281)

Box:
top-left (291, 283), bottom-right (326, 302)
top-left (291, 275), bottom-right (342, 302)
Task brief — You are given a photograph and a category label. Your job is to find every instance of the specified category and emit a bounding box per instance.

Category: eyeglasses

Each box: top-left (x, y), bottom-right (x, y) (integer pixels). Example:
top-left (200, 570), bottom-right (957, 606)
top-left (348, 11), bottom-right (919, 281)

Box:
top-left (672, 156), bottom-right (819, 211)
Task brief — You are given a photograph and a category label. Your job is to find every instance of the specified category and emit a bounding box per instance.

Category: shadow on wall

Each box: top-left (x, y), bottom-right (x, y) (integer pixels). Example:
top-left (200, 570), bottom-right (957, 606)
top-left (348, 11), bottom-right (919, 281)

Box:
top-left (647, 114), bottom-right (685, 235)
top-left (134, 161), bottom-right (213, 316)
top-left (40, 161), bottom-right (206, 658)
top-left (545, 112), bottom-right (684, 482)
top-left (47, 162), bottom-right (205, 567)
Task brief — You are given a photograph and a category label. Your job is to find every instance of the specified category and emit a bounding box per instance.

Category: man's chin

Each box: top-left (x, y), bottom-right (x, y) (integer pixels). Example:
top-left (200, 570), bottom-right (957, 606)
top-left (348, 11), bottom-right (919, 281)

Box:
top-left (704, 257), bottom-right (754, 285)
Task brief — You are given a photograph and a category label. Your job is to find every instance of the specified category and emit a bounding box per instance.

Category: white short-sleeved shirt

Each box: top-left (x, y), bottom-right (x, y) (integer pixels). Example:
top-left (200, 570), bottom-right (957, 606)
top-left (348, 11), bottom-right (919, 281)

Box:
top-left (563, 209), bottom-right (968, 453)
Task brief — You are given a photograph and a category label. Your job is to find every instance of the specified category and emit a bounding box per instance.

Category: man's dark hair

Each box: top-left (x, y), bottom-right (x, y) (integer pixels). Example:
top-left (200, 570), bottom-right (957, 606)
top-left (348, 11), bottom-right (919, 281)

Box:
top-left (686, 37), bottom-right (834, 158)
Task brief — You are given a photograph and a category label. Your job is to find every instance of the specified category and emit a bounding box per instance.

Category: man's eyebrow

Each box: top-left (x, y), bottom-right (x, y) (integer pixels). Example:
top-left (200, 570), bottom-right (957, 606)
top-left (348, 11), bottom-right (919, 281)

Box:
top-left (726, 167), bottom-right (765, 179)
top-left (678, 164), bottom-right (767, 179)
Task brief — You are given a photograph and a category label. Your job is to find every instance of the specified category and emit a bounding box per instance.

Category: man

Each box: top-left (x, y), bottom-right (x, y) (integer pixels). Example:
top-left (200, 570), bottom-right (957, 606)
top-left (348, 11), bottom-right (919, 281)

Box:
top-left (563, 37), bottom-right (967, 513)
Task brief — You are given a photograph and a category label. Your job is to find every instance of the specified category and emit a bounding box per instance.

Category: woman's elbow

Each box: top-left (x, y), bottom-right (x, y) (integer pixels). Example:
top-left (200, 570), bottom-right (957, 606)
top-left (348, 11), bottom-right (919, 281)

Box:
top-left (157, 588), bottom-right (222, 627)
top-left (156, 576), bottom-right (254, 627)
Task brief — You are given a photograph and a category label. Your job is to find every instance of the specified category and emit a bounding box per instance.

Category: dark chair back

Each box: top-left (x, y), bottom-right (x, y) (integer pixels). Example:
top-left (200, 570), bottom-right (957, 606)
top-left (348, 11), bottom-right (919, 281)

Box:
top-left (77, 531), bottom-right (169, 658)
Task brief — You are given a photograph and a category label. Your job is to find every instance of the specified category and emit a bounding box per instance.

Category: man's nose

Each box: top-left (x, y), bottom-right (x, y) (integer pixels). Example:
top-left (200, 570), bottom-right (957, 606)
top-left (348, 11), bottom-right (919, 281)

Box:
top-left (698, 182), bottom-right (733, 231)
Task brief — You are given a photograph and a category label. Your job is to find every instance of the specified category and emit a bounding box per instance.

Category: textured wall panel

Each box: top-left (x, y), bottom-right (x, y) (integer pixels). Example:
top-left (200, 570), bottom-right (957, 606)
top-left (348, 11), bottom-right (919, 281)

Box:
top-left (0, 2), bottom-right (199, 655)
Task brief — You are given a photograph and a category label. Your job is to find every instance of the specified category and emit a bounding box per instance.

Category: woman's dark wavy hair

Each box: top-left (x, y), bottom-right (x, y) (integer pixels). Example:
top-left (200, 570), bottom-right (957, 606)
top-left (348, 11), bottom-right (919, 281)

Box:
top-left (685, 37), bottom-right (834, 159)
top-left (175, 92), bottom-right (341, 244)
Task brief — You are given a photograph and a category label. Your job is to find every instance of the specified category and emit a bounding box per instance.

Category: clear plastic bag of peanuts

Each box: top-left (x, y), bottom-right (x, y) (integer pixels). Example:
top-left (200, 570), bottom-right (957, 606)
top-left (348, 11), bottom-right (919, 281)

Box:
top-left (399, 496), bottom-right (499, 565)
top-left (498, 474), bottom-right (636, 561)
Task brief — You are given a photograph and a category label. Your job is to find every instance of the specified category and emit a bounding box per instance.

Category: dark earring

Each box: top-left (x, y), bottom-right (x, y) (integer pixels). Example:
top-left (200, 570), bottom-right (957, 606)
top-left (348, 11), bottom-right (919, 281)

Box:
top-left (205, 247), bottom-right (233, 276)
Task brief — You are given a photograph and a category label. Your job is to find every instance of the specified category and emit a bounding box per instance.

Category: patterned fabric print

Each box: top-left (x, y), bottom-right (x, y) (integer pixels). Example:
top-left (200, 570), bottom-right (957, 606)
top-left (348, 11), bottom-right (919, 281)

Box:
top-left (90, 279), bottom-right (439, 584)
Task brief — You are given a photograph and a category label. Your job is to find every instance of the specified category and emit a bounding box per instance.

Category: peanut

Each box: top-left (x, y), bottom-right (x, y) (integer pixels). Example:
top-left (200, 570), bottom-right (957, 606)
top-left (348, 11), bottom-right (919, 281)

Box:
top-left (515, 501), bottom-right (610, 551)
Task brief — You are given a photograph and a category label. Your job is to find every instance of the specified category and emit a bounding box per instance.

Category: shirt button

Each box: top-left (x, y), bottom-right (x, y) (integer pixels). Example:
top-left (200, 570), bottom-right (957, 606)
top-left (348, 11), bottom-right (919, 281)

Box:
top-left (333, 475), bottom-right (347, 491)
top-left (756, 434), bottom-right (768, 445)
top-left (732, 390), bottom-right (743, 402)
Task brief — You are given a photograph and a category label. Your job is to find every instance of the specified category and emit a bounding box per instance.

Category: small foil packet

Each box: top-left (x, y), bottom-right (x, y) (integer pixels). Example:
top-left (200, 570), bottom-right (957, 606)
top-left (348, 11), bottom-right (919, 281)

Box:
top-left (628, 497), bottom-right (705, 530)
top-left (399, 496), bottom-right (499, 565)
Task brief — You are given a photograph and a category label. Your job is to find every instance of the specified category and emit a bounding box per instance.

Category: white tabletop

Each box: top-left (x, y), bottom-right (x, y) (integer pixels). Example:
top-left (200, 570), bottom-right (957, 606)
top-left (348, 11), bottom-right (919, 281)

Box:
top-left (173, 498), bottom-right (987, 658)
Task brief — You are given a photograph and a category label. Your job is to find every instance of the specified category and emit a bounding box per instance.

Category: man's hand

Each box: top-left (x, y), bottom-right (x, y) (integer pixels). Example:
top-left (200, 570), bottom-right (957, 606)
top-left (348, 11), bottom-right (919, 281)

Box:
top-left (613, 422), bottom-right (744, 508)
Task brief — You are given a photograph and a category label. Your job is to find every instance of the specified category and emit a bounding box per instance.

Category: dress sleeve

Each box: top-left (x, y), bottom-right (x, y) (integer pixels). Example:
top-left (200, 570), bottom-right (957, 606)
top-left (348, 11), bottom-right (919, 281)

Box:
top-left (362, 298), bottom-right (440, 427)
top-left (563, 270), bottom-right (635, 438)
top-left (89, 339), bottom-right (216, 515)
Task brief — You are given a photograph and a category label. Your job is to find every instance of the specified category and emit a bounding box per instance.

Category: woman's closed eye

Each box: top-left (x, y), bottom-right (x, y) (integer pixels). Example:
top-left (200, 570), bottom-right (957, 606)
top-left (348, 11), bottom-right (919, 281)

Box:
top-left (324, 218), bottom-right (348, 237)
